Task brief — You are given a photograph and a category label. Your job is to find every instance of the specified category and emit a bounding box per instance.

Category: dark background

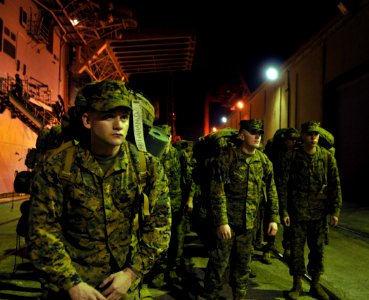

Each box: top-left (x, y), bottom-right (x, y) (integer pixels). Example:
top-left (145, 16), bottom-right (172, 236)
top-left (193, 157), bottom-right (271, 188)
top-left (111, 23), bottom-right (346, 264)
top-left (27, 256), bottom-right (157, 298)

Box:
top-left (124, 0), bottom-right (341, 140)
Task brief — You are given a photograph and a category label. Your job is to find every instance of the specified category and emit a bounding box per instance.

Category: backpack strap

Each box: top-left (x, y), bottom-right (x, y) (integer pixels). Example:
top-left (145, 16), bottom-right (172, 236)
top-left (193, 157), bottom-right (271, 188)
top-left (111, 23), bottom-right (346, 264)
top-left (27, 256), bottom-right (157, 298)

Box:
top-left (137, 150), bottom-right (150, 216)
top-left (59, 145), bottom-right (76, 180)
top-left (320, 148), bottom-right (328, 194)
top-left (128, 142), bottom-right (150, 217)
top-left (257, 150), bottom-right (269, 203)
top-left (52, 140), bottom-right (78, 181)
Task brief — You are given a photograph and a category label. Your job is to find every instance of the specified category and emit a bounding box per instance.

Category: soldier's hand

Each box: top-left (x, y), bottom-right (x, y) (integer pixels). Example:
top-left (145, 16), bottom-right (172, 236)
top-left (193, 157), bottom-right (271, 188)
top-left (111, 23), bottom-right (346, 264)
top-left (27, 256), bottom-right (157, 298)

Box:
top-left (217, 224), bottom-right (232, 240)
top-left (68, 282), bottom-right (106, 300)
top-left (185, 196), bottom-right (194, 213)
top-left (267, 222), bottom-right (278, 236)
top-left (330, 215), bottom-right (339, 227)
top-left (283, 216), bottom-right (290, 227)
top-left (100, 268), bottom-right (137, 300)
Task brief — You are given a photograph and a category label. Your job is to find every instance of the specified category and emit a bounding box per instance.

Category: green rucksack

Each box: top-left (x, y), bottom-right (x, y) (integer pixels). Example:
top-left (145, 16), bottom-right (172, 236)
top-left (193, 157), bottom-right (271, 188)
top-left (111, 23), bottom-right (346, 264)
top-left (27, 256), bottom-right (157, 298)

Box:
top-left (192, 128), bottom-right (240, 186)
top-left (317, 127), bottom-right (335, 155)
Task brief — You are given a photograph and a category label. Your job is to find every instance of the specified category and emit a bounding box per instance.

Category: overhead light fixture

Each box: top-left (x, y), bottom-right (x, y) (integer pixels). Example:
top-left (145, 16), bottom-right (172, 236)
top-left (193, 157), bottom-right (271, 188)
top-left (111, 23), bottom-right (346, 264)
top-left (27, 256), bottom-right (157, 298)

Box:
top-left (70, 18), bottom-right (79, 26)
top-left (337, 2), bottom-right (350, 16)
top-left (265, 66), bottom-right (279, 81)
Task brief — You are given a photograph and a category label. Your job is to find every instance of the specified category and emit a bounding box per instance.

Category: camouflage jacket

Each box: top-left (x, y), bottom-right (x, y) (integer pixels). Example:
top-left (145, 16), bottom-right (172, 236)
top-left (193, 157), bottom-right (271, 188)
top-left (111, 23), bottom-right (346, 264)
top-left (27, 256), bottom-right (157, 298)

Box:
top-left (28, 140), bottom-right (171, 291)
top-left (265, 144), bottom-right (299, 189)
top-left (178, 149), bottom-right (196, 199)
top-left (209, 147), bottom-right (280, 230)
top-left (160, 144), bottom-right (183, 212)
top-left (279, 146), bottom-right (342, 221)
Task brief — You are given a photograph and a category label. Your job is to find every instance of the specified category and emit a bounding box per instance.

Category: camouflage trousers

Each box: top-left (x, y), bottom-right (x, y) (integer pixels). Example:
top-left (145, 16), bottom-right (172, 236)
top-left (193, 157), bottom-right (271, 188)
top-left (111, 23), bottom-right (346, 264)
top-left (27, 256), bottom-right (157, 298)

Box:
top-left (289, 219), bottom-right (327, 276)
top-left (166, 210), bottom-right (186, 271)
top-left (282, 224), bottom-right (292, 251)
top-left (254, 205), bottom-right (275, 251)
top-left (149, 210), bottom-right (185, 275)
top-left (203, 228), bottom-right (253, 299)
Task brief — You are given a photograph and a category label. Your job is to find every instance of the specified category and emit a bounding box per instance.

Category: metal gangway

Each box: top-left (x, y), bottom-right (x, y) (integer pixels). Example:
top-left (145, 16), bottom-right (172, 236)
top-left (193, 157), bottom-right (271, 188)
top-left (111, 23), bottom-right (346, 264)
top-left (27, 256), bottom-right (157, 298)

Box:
top-left (0, 75), bottom-right (62, 133)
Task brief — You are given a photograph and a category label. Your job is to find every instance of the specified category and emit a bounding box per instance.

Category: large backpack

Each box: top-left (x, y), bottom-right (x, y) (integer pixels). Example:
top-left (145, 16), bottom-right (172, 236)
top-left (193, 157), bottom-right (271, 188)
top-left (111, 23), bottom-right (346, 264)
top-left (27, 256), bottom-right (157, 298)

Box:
top-left (192, 128), bottom-right (240, 187)
top-left (191, 128), bottom-right (240, 246)
top-left (191, 128), bottom-right (272, 249)
top-left (317, 126), bottom-right (335, 156)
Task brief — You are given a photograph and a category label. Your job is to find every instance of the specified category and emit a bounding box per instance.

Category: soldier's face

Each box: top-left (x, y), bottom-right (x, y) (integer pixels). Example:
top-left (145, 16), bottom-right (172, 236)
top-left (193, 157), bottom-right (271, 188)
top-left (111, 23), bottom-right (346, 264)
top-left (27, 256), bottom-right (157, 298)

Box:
top-left (285, 138), bottom-right (296, 149)
top-left (82, 108), bottom-right (130, 155)
top-left (302, 131), bottom-right (319, 147)
top-left (239, 129), bottom-right (262, 148)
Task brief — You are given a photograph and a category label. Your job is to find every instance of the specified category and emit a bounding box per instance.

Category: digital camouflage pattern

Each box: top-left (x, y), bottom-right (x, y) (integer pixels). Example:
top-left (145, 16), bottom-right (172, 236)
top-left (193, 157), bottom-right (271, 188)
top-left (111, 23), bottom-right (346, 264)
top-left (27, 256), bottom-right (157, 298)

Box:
top-left (263, 127), bottom-right (301, 254)
top-left (278, 145), bottom-right (342, 221)
top-left (28, 140), bottom-right (171, 294)
top-left (160, 144), bottom-right (182, 212)
top-left (191, 128), bottom-right (240, 251)
top-left (300, 120), bottom-right (321, 133)
top-left (264, 127), bottom-right (301, 187)
top-left (290, 218), bottom-right (327, 276)
top-left (203, 147), bottom-right (280, 298)
top-left (239, 119), bottom-right (264, 134)
top-left (278, 145), bottom-right (342, 277)
top-left (192, 128), bottom-right (240, 190)
top-left (210, 147), bottom-right (280, 230)
top-left (75, 80), bottom-right (133, 112)
top-left (172, 141), bottom-right (196, 211)
top-left (204, 229), bottom-right (254, 300)
top-left (149, 143), bottom-right (184, 280)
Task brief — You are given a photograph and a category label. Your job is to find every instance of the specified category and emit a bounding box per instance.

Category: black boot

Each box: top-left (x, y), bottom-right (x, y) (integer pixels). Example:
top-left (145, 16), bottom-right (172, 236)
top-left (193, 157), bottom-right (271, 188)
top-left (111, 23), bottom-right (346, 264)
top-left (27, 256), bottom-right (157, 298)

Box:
top-left (233, 288), bottom-right (247, 300)
top-left (288, 276), bottom-right (303, 300)
top-left (309, 275), bottom-right (329, 300)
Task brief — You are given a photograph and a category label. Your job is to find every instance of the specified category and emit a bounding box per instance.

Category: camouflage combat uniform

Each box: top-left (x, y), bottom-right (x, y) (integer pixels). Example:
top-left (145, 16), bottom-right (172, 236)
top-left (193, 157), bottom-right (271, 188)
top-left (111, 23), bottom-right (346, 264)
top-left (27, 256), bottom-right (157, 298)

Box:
top-left (262, 128), bottom-right (300, 258)
top-left (28, 139), bottom-right (171, 299)
top-left (177, 144), bottom-right (196, 232)
top-left (203, 147), bottom-right (280, 299)
top-left (148, 142), bottom-right (184, 285)
top-left (279, 145), bottom-right (342, 277)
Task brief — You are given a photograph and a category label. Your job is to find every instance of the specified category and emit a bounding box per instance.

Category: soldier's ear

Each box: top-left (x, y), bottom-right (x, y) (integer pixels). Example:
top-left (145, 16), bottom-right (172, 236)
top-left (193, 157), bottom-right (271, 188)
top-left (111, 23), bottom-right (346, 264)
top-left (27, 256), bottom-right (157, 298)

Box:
top-left (82, 112), bottom-right (92, 129)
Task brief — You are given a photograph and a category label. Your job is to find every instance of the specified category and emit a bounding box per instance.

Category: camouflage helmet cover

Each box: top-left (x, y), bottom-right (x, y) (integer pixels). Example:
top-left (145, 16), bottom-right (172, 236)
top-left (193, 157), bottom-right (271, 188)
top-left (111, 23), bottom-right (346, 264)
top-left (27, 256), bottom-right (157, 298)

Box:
top-left (75, 80), bottom-right (132, 112)
top-left (301, 121), bottom-right (321, 133)
top-left (239, 119), bottom-right (264, 134)
top-left (284, 127), bottom-right (300, 139)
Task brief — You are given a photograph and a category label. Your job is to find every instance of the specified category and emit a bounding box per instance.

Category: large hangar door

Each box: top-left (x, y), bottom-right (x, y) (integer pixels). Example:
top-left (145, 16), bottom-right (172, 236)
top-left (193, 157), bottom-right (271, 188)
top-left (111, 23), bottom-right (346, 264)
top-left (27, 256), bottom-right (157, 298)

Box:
top-left (326, 72), bottom-right (369, 205)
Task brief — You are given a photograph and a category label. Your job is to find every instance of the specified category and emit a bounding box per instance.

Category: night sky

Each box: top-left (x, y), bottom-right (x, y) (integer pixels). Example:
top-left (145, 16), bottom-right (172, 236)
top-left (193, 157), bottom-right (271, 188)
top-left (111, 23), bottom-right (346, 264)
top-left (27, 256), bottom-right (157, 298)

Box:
top-left (124, 0), bottom-right (341, 141)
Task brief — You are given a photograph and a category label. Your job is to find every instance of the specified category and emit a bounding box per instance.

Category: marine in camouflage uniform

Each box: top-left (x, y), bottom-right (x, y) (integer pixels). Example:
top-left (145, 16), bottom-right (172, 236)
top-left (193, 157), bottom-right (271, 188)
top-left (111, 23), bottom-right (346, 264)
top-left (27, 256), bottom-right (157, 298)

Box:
top-left (28, 80), bottom-right (171, 300)
top-left (174, 140), bottom-right (196, 234)
top-left (261, 127), bottom-right (300, 263)
top-left (191, 128), bottom-right (240, 253)
top-left (202, 120), bottom-right (280, 300)
top-left (279, 121), bottom-right (342, 300)
top-left (147, 125), bottom-right (185, 288)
